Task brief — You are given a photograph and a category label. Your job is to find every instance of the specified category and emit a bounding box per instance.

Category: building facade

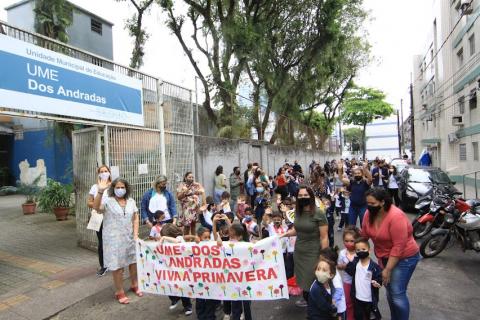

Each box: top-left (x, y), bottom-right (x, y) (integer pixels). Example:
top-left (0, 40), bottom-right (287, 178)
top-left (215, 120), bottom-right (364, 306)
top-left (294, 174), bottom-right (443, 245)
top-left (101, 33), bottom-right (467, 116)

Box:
top-left (0, 1), bottom-right (114, 186)
top-left (413, 0), bottom-right (480, 182)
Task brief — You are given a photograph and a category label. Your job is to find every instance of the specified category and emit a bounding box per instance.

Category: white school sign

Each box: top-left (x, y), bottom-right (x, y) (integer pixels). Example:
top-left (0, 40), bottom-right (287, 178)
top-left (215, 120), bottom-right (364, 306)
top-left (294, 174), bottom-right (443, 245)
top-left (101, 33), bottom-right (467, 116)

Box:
top-left (0, 34), bottom-right (144, 126)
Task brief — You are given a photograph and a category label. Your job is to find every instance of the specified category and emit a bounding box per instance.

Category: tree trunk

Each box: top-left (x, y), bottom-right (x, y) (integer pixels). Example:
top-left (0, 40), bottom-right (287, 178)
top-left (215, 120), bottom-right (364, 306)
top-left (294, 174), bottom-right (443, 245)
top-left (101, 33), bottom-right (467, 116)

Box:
top-left (269, 116), bottom-right (286, 144)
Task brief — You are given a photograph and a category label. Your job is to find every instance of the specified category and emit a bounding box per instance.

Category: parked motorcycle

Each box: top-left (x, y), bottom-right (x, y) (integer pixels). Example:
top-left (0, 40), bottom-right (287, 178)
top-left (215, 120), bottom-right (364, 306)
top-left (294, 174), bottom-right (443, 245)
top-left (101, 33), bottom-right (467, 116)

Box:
top-left (412, 185), bottom-right (462, 239)
top-left (420, 199), bottom-right (480, 258)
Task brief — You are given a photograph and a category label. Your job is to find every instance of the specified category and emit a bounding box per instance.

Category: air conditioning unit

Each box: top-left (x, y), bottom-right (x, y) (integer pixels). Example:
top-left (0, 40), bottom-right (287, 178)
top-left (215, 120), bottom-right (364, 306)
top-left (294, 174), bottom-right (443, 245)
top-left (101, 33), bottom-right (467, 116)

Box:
top-left (461, 0), bottom-right (474, 14)
top-left (452, 115), bottom-right (464, 126)
top-left (448, 132), bottom-right (459, 143)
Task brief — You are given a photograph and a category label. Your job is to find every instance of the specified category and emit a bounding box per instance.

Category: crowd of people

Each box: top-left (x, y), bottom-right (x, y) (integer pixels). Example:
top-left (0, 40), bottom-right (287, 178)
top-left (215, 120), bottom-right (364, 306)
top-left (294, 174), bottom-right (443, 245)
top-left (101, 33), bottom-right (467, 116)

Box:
top-left (87, 157), bottom-right (419, 320)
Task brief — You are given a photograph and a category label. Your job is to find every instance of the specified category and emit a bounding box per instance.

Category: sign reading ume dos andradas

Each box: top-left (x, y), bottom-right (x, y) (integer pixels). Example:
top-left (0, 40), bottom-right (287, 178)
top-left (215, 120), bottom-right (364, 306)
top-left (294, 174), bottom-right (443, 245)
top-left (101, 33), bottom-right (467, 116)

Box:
top-left (0, 34), bottom-right (144, 126)
top-left (136, 237), bottom-right (289, 301)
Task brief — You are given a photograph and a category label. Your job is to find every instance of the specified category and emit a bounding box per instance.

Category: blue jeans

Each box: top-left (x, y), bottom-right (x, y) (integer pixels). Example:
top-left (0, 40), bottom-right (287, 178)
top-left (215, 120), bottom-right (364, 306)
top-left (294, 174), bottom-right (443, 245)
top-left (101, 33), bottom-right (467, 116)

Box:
top-left (385, 253), bottom-right (420, 320)
top-left (348, 205), bottom-right (367, 226)
top-left (214, 189), bottom-right (224, 204)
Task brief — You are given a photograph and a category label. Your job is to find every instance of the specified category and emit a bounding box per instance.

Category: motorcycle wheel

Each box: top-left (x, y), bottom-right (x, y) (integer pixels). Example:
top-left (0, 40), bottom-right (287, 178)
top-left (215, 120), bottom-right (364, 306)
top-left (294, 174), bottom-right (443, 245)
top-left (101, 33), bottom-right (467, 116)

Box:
top-left (413, 221), bottom-right (433, 239)
top-left (420, 233), bottom-right (450, 258)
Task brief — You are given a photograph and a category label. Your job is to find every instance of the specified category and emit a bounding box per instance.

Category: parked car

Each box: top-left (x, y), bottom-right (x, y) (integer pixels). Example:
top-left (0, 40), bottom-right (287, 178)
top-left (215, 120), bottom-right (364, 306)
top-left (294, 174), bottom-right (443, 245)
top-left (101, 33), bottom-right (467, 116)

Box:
top-left (397, 166), bottom-right (459, 211)
top-left (390, 158), bottom-right (408, 173)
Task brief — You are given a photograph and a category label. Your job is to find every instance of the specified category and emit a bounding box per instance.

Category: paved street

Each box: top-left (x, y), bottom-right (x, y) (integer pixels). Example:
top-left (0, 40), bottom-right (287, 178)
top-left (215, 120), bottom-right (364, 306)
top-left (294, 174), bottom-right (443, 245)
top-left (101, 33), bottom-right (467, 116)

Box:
top-left (1, 194), bottom-right (479, 319)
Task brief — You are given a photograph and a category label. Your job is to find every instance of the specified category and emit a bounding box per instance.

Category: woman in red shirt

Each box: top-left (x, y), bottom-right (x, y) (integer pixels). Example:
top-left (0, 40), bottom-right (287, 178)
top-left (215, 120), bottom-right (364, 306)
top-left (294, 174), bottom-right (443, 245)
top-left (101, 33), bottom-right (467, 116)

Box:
top-left (361, 188), bottom-right (420, 320)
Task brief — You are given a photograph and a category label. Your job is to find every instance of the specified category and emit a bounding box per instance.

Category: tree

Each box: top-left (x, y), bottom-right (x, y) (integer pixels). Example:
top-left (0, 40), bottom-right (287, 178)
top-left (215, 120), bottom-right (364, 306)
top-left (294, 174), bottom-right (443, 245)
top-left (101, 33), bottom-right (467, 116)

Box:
top-left (341, 87), bottom-right (394, 159)
top-left (343, 127), bottom-right (365, 153)
top-left (116, 0), bottom-right (155, 69)
top-left (34, 0), bottom-right (73, 43)
top-left (158, 0), bottom-right (262, 129)
top-left (247, 0), bottom-right (368, 145)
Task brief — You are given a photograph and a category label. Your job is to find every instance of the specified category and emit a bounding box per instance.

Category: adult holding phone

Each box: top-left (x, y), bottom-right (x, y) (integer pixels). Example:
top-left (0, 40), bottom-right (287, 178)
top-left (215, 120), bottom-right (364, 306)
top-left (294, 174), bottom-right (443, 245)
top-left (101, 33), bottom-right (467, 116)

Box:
top-left (93, 178), bottom-right (141, 304)
top-left (141, 175), bottom-right (177, 227)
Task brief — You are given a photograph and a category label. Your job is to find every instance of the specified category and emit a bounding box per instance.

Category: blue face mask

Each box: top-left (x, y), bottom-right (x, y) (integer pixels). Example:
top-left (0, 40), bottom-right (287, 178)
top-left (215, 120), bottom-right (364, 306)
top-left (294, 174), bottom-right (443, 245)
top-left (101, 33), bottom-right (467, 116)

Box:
top-left (244, 216), bottom-right (252, 222)
top-left (256, 187), bottom-right (265, 193)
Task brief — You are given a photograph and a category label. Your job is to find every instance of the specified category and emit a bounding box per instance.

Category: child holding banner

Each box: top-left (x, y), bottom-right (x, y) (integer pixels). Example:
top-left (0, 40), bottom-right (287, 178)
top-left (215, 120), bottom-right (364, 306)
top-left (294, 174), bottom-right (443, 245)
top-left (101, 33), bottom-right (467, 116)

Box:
top-left (159, 224), bottom-right (194, 316)
top-left (195, 226), bottom-right (221, 320)
top-left (148, 210), bottom-right (165, 240)
top-left (216, 222), bottom-right (253, 320)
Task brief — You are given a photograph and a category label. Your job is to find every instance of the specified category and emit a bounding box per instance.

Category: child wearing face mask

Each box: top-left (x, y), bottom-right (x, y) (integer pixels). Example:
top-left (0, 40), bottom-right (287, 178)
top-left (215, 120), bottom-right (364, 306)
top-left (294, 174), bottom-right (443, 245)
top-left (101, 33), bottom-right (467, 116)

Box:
top-left (217, 223), bottom-right (252, 320)
top-left (319, 248), bottom-right (346, 320)
top-left (195, 227), bottom-right (221, 320)
top-left (307, 258), bottom-right (338, 320)
top-left (266, 212), bottom-right (295, 278)
top-left (344, 238), bottom-right (382, 320)
top-left (336, 227), bottom-right (360, 320)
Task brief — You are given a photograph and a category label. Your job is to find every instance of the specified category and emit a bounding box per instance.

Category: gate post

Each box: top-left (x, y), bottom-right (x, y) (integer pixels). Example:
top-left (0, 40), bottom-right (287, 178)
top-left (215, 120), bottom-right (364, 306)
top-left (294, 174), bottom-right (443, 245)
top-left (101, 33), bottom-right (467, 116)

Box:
top-left (157, 81), bottom-right (167, 175)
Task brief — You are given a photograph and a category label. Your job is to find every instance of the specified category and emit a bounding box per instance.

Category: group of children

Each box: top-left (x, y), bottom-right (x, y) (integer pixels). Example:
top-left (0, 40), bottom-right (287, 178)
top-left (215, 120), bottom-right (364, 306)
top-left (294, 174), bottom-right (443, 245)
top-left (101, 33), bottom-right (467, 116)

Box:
top-left (307, 227), bottom-right (383, 320)
top-left (147, 192), bottom-right (297, 320)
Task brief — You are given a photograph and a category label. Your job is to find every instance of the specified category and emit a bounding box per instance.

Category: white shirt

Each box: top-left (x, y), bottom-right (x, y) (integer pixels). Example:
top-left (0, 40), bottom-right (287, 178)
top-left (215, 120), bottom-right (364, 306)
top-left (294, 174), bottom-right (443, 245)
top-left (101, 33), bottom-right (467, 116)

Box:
top-left (149, 192), bottom-right (170, 220)
top-left (355, 262), bottom-right (372, 302)
top-left (342, 198), bottom-right (351, 214)
top-left (337, 249), bottom-right (353, 284)
top-left (332, 271), bottom-right (347, 313)
top-left (334, 194), bottom-right (342, 208)
top-left (149, 225), bottom-right (162, 238)
top-left (267, 223), bottom-right (288, 253)
top-left (203, 210), bottom-right (214, 227)
top-left (286, 236), bottom-right (296, 253)
top-left (388, 174), bottom-right (398, 189)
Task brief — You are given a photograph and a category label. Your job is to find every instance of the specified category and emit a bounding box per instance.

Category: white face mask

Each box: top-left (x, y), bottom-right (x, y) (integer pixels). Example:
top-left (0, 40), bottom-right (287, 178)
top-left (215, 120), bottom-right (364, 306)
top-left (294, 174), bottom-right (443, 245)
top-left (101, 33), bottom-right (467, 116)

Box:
top-left (99, 172), bottom-right (110, 180)
top-left (315, 271), bottom-right (331, 284)
top-left (114, 188), bottom-right (126, 198)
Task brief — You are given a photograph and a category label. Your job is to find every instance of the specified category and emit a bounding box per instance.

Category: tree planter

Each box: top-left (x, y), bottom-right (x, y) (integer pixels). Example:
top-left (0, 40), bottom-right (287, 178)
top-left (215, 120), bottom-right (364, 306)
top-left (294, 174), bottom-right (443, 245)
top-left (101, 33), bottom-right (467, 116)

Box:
top-left (22, 202), bottom-right (37, 215)
top-left (53, 207), bottom-right (69, 221)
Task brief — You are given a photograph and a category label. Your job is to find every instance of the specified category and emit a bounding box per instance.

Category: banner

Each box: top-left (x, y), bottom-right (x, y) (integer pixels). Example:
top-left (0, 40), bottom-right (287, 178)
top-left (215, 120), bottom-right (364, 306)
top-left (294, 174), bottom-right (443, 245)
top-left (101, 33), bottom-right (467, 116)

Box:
top-left (136, 237), bottom-right (289, 301)
top-left (0, 34), bottom-right (144, 126)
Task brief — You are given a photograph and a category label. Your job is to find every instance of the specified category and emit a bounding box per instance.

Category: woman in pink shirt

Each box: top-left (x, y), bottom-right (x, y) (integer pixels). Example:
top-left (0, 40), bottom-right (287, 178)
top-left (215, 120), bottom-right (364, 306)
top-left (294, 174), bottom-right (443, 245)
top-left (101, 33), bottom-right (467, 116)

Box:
top-left (361, 188), bottom-right (420, 320)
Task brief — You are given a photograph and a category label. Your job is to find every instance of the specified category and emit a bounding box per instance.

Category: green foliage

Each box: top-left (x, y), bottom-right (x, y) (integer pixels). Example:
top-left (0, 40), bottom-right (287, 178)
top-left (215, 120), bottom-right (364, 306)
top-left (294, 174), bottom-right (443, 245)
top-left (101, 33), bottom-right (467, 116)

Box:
top-left (16, 175), bottom-right (43, 203)
top-left (341, 87), bottom-right (394, 158)
top-left (38, 178), bottom-right (73, 211)
top-left (117, 0), bottom-right (155, 69)
top-left (34, 0), bottom-right (73, 43)
top-left (341, 87), bottom-right (394, 127)
top-left (343, 127), bottom-right (365, 152)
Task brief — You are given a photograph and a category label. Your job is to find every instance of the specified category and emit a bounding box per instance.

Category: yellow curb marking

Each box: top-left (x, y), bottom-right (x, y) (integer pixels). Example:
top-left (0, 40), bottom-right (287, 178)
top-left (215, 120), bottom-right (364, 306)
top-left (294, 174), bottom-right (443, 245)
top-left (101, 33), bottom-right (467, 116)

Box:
top-left (41, 280), bottom-right (66, 289)
top-left (0, 250), bottom-right (65, 275)
top-left (1, 294), bottom-right (30, 307)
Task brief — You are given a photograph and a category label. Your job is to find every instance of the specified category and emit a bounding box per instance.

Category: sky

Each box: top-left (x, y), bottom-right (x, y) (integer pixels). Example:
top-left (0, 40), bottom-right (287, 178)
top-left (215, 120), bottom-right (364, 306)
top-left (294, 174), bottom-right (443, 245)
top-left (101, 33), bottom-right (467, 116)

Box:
top-left (1, 0), bottom-right (434, 122)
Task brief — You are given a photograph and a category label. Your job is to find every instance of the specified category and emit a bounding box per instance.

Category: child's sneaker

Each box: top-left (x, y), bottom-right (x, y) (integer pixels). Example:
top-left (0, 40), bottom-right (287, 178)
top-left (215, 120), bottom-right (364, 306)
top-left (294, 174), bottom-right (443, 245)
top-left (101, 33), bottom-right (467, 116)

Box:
top-left (337, 227), bottom-right (343, 232)
top-left (295, 299), bottom-right (308, 307)
top-left (223, 315), bottom-right (231, 320)
top-left (169, 300), bottom-right (179, 310)
top-left (240, 314), bottom-right (245, 320)
top-left (184, 308), bottom-right (193, 316)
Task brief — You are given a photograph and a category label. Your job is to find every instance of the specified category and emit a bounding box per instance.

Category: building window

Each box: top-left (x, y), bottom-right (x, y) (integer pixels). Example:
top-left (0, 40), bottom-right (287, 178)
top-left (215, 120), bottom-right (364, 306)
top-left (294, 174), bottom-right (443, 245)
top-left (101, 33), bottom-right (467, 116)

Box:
top-left (460, 143), bottom-right (467, 161)
top-left (91, 19), bottom-right (102, 35)
top-left (470, 89), bottom-right (477, 109)
top-left (457, 48), bottom-right (464, 67)
top-left (473, 142), bottom-right (479, 161)
top-left (458, 96), bottom-right (465, 114)
top-left (470, 34), bottom-right (476, 56)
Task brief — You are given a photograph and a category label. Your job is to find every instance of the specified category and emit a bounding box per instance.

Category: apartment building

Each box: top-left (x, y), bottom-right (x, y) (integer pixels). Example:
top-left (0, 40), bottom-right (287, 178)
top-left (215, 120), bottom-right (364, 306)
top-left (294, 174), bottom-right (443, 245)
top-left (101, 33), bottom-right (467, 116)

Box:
top-left (413, 0), bottom-right (480, 182)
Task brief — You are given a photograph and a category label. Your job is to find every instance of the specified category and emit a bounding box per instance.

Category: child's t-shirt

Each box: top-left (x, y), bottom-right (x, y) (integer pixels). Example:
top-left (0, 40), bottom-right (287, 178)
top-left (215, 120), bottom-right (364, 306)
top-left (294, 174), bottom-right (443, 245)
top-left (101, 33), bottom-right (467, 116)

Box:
top-left (149, 225), bottom-right (162, 238)
top-left (332, 271), bottom-right (346, 313)
top-left (334, 194), bottom-right (342, 208)
top-left (203, 210), bottom-right (214, 227)
top-left (267, 223), bottom-right (288, 253)
top-left (342, 198), bottom-right (351, 214)
top-left (355, 262), bottom-right (372, 302)
top-left (338, 249), bottom-right (353, 284)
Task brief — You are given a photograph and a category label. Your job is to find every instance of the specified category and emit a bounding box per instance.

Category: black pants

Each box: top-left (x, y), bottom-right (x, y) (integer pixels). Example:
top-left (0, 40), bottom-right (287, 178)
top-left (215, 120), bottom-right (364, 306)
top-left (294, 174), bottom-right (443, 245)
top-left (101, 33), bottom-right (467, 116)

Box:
top-left (284, 252), bottom-right (294, 279)
top-left (169, 296), bottom-right (192, 310)
top-left (388, 188), bottom-right (400, 207)
top-left (327, 212), bottom-right (335, 248)
top-left (96, 223), bottom-right (104, 268)
top-left (339, 212), bottom-right (347, 229)
top-left (231, 301), bottom-right (252, 320)
top-left (276, 185), bottom-right (288, 200)
top-left (196, 299), bottom-right (219, 320)
top-left (223, 300), bottom-right (231, 315)
top-left (335, 207), bottom-right (342, 217)
top-left (354, 298), bottom-right (372, 320)
top-left (303, 291), bottom-right (309, 304)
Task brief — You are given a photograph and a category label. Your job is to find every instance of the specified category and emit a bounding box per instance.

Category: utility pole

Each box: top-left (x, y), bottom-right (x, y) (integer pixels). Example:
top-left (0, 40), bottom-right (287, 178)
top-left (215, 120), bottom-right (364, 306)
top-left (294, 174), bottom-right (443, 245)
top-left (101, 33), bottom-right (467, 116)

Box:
top-left (410, 80), bottom-right (416, 161)
top-left (396, 110), bottom-right (402, 157)
top-left (400, 99), bottom-right (404, 155)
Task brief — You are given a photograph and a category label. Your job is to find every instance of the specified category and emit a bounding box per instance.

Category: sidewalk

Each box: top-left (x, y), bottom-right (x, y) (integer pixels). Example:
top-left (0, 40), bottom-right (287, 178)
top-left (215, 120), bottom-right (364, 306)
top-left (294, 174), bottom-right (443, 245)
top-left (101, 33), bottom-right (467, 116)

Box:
top-left (0, 195), bottom-right (112, 320)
